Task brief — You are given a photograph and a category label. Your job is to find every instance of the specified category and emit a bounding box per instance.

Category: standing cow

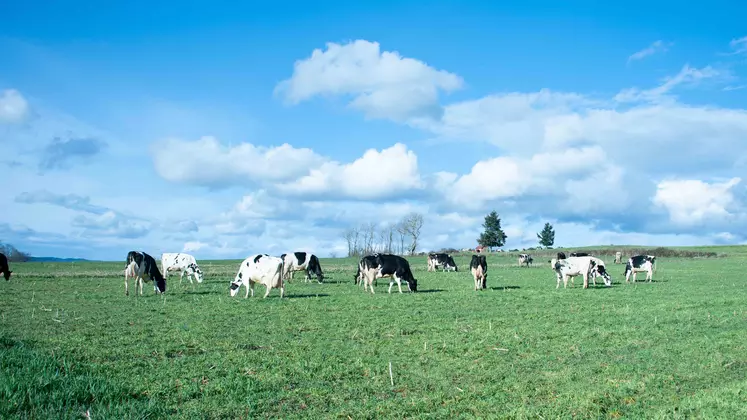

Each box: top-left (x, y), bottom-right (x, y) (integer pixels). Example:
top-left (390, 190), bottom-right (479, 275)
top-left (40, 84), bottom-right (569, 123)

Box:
top-left (280, 252), bottom-right (324, 283)
top-left (357, 253), bottom-right (417, 294)
top-left (518, 253), bottom-right (533, 267)
top-left (427, 253), bottom-right (458, 272)
top-left (614, 252), bottom-right (623, 264)
top-left (553, 256), bottom-right (611, 289)
top-left (469, 254), bottom-right (488, 290)
top-left (124, 251), bottom-right (167, 296)
top-left (161, 253), bottom-right (204, 285)
top-left (624, 255), bottom-right (656, 283)
top-left (0, 252), bottom-right (12, 281)
top-left (229, 254), bottom-right (285, 298)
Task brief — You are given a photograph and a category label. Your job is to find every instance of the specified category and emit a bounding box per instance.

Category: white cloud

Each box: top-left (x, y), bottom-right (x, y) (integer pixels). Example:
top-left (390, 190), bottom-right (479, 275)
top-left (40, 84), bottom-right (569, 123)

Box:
top-left (729, 36), bottom-right (747, 55)
top-left (614, 64), bottom-right (723, 103)
top-left (183, 241), bottom-right (208, 253)
top-left (274, 39), bottom-right (464, 122)
top-left (278, 143), bottom-right (423, 200)
top-left (151, 136), bottom-right (327, 187)
top-left (652, 178), bottom-right (743, 225)
top-left (627, 40), bottom-right (672, 63)
top-left (0, 89), bottom-right (29, 124)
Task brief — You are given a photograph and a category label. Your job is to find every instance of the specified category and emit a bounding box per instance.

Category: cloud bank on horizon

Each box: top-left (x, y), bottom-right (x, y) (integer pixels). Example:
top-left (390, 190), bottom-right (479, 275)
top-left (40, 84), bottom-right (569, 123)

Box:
top-left (1, 3), bottom-right (746, 260)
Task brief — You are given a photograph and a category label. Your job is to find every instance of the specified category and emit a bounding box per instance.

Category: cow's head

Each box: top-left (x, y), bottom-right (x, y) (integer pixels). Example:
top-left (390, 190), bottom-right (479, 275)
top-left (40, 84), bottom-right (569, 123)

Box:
top-left (154, 276), bottom-right (167, 294)
top-left (3, 270), bottom-right (11, 281)
top-left (407, 278), bottom-right (418, 292)
top-left (230, 271), bottom-right (243, 297)
top-left (594, 264), bottom-right (612, 287)
top-left (189, 263), bottom-right (204, 283)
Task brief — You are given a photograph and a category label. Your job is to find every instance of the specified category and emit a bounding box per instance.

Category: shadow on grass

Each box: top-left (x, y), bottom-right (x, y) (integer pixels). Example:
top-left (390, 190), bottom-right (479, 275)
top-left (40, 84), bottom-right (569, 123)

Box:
top-left (182, 290), bottom-right (213, 295)
top-left (285, 293), bottom-right (331, 299)
top-left (416, 289), bottom-right (444, 294)
top-left (490, 286), bottom-right (521, 290)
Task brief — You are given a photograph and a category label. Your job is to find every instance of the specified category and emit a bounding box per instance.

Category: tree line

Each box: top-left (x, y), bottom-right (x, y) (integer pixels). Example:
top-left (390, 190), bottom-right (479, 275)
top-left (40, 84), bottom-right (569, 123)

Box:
top-left (341, 212), bottom-right (424, 257)
top-left (0, 242), bottom-right (31, 262)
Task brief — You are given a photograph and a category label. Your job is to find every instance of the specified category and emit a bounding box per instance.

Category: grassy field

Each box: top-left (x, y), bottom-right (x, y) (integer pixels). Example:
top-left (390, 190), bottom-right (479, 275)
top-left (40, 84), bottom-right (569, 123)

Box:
top-left (2, 246), bottom-right (747, 419)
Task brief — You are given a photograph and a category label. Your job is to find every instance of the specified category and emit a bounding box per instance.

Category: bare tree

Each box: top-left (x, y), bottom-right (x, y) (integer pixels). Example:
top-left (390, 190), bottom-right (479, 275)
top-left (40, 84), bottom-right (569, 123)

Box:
top-left (342, 228), bottom-right (355, 257)
top-left (401, 212), bottom-right (424, 255)
top-left (352, 227), bottom-right (361, 256)
top-left (365, 222), bottom-right (376, 254)
top-left (395, 222), bottom-right (407, 255)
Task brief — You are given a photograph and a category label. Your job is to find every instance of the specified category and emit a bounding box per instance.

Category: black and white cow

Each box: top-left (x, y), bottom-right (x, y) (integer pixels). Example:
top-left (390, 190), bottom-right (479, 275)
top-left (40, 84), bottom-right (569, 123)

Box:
top-left (548, 251), bottom-right (568, 268)
top-left (161, 252), bottom-right (204, 285)
top-left (354, 255), bottom-right (379, 286)
top-left (280, 252), bottom-right (324, 283)
top-left (518, 253), bottom-right (533, 267)
top-left (427, 253), bottom-right (458, 272)
top-left (124, 251), bottom-right (166, 296)
top-left (553, 256), bottom-right (611, 289)
top-left (469, 254), bottom-right (488, 290)
top-left (569, 252), bottom-right (591, 257)
top-left (0, 252), bottom-right (12, 281)
top-left (358, 253), bottom-right (417, 294)
top-left (229, 254), bottom-right (285, 298)
top-left (624, 255), bottom-right (656, 283)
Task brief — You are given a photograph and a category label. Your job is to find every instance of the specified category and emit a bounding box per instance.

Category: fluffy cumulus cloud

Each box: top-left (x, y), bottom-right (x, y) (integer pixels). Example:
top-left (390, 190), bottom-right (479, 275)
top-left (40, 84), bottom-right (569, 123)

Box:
top-left (274, 40), bottom-right (464, 122)
top-left (150, 136), bottom-right (327, 188)
top-left (653, 178), bottom-right (745, 227)
top-left (278, 143), bottom-right (423, 200)
top-left (0, 89), bottom-right (29, 124)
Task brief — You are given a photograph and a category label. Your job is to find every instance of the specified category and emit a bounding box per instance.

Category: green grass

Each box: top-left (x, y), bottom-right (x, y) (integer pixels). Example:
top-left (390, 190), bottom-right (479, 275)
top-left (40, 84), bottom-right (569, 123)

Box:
top-left (2, 247), bottom-right (747, 419)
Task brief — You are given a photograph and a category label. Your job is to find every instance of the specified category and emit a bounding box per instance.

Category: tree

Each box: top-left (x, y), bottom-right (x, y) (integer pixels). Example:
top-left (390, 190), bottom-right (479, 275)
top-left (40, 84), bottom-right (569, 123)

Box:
top-left (537, 222), bottom-right (555, 248)
top-left (477, 211), bottom-right (506, 250)
top-left (0, 242), bottom-right (31, 262)
top-left (401, 212), bottom-right (424, 255)
top-left (342, 228), bottom-right (355, 257)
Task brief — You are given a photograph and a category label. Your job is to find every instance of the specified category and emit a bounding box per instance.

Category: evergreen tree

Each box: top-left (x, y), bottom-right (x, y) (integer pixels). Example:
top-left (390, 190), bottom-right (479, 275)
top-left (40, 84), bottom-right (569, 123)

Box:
top-left (537, 222), bottom-right (555, 248)
top-left (477, 211), bottom-right (507, 250)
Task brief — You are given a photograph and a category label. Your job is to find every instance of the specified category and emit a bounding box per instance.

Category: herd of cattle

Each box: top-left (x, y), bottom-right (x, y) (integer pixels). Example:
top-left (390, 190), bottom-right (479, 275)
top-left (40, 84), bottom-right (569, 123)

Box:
top-left (0, 249), bottom-right (658, 298)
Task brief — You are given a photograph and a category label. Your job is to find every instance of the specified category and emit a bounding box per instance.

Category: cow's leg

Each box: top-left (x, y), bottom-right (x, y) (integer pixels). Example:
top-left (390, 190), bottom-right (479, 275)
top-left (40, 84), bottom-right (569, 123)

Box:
top-left (647, 268), bottom-right (652, 282)
top-left (632, 272), bottom-right (637, 283)
top-left (138, 277), bottom-right (144, 295)
top-left (388, 280), bottom-right (394, 294)
top-left (179, 270), bottom-right (185, 285)
top-left (263, 284), bottom-right (271, 298)
top-left (124, 274), bottom-right (129, 296)
top-left (305, 269), bottom-right (311, 283)
top-left (396, 277), bottom-right (404, 294)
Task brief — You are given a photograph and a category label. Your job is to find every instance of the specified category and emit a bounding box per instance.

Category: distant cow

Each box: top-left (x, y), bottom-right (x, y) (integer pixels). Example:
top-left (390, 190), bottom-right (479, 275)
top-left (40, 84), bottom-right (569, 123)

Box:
top-left (280, 252), bottom-right (324, 283)
top-left (518, 253), bottom-right (533, 267)
top-left (614, 252), bottom-right (623, 264)
top-left (0, 252), bottom-right (12, 281)
top-left (358, 253), bottom-right (417, 294)
top-left (569, 252), bottom-right (590, 257)
top-left (161, 253), bottom-right (204, 285)
top-left (624, 255), bottom-right (656, 283)
top-left (553, 256), bottom-right (611, 289)
top-left (230, 254), bottom-right (285, 298)
top-left (124, 251), bottom-right (166, 296)
top-left (469, 254), bottom-right (488, 290)
top-left (427, 253), bottom-right (457, 272)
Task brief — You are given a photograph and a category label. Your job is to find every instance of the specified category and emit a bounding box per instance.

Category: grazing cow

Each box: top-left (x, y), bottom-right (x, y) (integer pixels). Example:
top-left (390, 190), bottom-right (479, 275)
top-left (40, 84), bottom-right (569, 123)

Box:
top-left (624, 255), bottom-right (656, 283)
top-left (553, 256), bottom-right (611, 289)
top-left (569, 252), bottom-right (590, 257)
top-left (469, 254), bottom-right (488, 290)
top-left (0, 252), bottom-right (12, 281)
top-left (354, 255), bottom-right (379, 286)
top-left (427, 253), bottom-right (458, 272)
top-left (124, 251), bottom-right (166, 296)
top-left (280, 252), bottom-right (324, 283)
top-left (358, 253), bottom-right (417, 294)
top-left (614, 252), bottom-right (623, 264)
top-left (518, 253), bottom-right (533, 267)
top-left (160, 253), bottom-right (204, 285)
top-left (229, 254), bottom-right (285, 298)
top-left (587, 256), bottom-right (613, 287)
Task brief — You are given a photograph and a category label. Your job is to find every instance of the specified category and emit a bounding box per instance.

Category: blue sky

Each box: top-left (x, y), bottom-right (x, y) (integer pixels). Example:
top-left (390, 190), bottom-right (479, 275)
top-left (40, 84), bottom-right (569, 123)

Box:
top-left (2, 1), bottom-right (747, 260)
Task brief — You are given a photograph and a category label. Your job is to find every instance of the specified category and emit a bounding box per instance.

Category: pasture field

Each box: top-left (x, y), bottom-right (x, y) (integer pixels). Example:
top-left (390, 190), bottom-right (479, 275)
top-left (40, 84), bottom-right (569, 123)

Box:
top-left (2, 247), bottom-right (747, 419)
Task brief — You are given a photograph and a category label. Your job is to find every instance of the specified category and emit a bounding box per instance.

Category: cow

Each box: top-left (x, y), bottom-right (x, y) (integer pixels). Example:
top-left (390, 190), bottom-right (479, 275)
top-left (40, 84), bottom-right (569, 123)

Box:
top-left (553, 256), bottom-right (611, 289)
top-left (587, 256), bottom-right (613, 287)
top-left (160, 253), bottom-right (204, 285)
top-left (548, 252), bottom-right (568, 268)
top-left (614, 252), bottom-right (623, 264)
top-left (518, 253), bottom-right (533, 267)
top-left (0, 252), bottom-right (12, 281)
top-left (358, 253), bottom-right (417, 294)
top-left (427, 253), bottom-right (458, 272)
top-left (124, 251), bottom-right (166, 296)
top-left (469, 254), bottom-right (488, 290)
top-left (280, 252), bottom-right (324, 283)
top-left (624, 255), bottom-right (656, 283)
top-left (229, 254), bottom-right (285, 298)
top-left (569, 252), bottom-right (590, 257)
top-left (354, 255), bottom-right (379, 286)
